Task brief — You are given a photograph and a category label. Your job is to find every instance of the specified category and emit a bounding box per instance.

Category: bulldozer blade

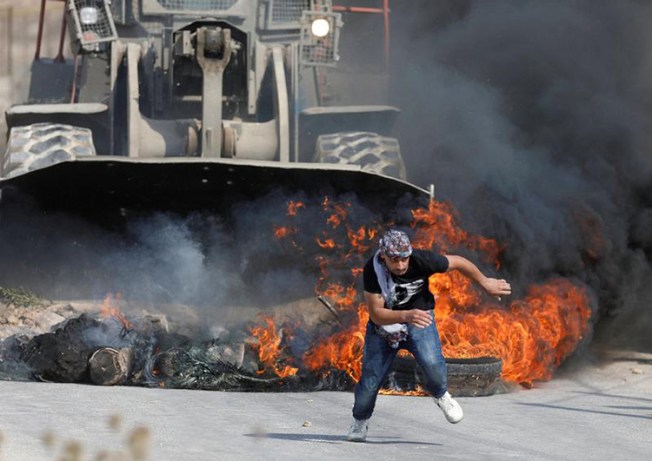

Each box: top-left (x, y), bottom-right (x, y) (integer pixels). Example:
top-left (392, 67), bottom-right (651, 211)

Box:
top-left (0, 158), bottom-right (429, 219)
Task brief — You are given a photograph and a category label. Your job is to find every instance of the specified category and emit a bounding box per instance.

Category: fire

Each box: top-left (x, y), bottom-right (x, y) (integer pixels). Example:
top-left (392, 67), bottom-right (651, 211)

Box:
top-left (249, 316), bottom-right (299, 378)
top-left (323, 196), bottom-right (349, 228)
top-left (347, 226), bottom-right (376, 251)
top-left (100, 293), bottom-right (132, 330)
top-left (287, 200), bottom-right (305, 216)
top-left (320, 282), bottom-right (357, 307)
top-left (255, 196), bottom-right (592, 390)
top-left (317, 237), bottom-right (336, 249)
top-left (273, 226), bottom-right (294, 239)
top-left (272, 201), bottom-right (308, 248)
top-left (434, 276), bottom-right (591, 385)
top-left (303, 303), bottom-right (368, 381)
top-left (412, 200), bottom-right (502, 266)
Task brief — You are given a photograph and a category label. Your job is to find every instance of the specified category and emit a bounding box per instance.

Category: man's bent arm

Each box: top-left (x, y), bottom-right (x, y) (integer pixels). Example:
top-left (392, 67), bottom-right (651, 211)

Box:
top-left (364, 291), bottom-right (432, 328)
top-left (445, 255), bottom-right (512, 298)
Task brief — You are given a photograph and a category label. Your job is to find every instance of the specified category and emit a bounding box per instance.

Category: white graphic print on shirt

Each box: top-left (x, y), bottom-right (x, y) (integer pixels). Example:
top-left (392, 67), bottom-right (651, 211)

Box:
top-left (394, 279), bottom-right (425, 307)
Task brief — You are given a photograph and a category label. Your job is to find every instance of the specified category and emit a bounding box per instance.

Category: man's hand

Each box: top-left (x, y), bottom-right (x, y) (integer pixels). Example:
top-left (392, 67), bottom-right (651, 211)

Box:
top-left (481, 278), bottom-right (512, 300)
top-left (403, 309), bottom-right (432, 328)
top-left (364, 292), bottom-right (433, 327)
top-left (446, 255), bottom-right (512, 301)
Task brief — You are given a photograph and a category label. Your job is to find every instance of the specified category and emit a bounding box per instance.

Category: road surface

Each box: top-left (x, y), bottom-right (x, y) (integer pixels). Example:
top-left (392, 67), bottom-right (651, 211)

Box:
top-left (0, 351), bottom-right (650, 461)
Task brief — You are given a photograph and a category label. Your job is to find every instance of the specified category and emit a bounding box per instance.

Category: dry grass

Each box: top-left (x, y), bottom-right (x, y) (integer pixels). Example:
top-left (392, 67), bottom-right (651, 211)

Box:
top-left (0, 286), bottom-right (48, 309)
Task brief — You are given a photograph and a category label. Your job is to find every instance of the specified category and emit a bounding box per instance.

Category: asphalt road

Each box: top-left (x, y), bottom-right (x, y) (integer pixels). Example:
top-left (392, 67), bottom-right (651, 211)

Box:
top-left (1, 353), bottom-right (650, 461)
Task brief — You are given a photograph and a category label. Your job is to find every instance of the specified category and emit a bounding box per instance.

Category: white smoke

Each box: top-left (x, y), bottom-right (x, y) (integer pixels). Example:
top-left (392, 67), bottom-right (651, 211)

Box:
top-left (0, 190), bottom-right (377, 337)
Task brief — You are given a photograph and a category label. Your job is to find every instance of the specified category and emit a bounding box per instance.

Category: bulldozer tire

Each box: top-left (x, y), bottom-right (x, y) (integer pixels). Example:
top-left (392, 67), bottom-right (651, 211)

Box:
top-left (3, 123), bottom-right (95, 179)
top-left (315, 132), bottom-right (407, 180)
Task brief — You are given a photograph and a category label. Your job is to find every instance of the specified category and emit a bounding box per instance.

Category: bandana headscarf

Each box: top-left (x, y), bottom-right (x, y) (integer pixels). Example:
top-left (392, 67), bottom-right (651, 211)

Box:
top-left (379, 229), bottom-right (412, 258)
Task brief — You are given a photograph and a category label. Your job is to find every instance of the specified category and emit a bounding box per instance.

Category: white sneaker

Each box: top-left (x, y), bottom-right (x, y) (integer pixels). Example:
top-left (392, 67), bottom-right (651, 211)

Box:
top-left (435, 392), bottom-right (464, 424)
top-left (346, 418), bottom-right (369, 442)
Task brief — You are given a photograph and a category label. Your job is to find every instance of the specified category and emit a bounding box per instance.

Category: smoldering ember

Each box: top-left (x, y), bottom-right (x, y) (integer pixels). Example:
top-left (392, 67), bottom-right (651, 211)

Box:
top-left (0, 196), bottom-right (592, 398)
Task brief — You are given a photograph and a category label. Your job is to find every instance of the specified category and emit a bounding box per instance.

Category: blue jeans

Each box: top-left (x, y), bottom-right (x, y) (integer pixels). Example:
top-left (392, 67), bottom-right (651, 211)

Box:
top-left (352, 311), bottom-right (448, 420)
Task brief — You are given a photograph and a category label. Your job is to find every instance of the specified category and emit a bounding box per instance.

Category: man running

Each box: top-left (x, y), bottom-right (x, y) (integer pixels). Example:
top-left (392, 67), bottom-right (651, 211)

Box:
top-left (347, 229), bottom-right (511, 442)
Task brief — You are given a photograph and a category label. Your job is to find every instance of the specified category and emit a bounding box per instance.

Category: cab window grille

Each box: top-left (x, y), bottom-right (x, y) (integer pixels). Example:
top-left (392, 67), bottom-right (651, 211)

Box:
top-left (270, 0), bottom-right (311, 23)
top-left (155, 0), bottom-right (239, 10)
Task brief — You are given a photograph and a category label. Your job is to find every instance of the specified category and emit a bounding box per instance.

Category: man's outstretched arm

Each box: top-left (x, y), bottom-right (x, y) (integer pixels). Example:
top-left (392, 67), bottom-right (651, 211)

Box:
top-left (445, 255), bottom-right (512, 299)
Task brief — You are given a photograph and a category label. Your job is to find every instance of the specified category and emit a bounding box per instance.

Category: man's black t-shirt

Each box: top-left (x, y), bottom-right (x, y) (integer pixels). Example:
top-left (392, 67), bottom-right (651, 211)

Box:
top-left (363, 249), bottom-right (449, 311)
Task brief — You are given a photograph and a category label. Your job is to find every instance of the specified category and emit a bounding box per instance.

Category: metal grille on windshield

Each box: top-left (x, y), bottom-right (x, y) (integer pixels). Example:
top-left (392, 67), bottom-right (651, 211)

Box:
top-left (269, 0), bottom-right (311, 23)
top-left (155, 0), bottom-right (239, 10)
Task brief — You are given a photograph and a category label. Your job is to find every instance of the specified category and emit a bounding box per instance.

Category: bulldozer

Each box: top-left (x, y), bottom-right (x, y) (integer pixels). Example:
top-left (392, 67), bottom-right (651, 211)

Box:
top-left (1, 0), bottom-right (429, 218)
top-left (0, 2), bottom-right (507, 394)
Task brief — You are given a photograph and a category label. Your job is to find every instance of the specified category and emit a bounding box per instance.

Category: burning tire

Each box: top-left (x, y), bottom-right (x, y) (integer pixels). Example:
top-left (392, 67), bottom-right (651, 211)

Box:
top-left (388, 355), bottom-right (504, 397)
top-left (445, 357), bottom-right (505, 397)
top-left (315, 132), bottom-right (407, 180)
top-left (3, 123), bottom-right (95, 179)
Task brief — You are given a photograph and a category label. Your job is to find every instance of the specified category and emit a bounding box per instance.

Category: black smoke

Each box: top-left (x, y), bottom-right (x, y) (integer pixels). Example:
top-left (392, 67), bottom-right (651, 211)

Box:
top-left (389, 0), bottom-right (652, 349)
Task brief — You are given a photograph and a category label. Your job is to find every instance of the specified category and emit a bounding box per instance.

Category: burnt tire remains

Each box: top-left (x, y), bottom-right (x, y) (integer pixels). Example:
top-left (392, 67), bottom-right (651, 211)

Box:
top-left (387, 355), bottom-right (504, 397)
top-left (3, 123), bottom-right (95, 179)
top-left (445, 357), bottom-right (505, 397)
top-left (315, 132), bottom-right (407, 180)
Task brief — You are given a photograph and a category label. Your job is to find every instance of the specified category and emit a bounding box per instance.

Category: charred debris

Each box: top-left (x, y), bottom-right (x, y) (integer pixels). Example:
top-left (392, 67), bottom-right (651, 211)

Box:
top-left (0, 306), bottom-right (503, 397)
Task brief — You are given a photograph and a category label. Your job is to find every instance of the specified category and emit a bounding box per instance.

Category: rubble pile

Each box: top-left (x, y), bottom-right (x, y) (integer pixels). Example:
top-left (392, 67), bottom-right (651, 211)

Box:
top-left (0, 296), bottom-right (504, 395)
top-left (0, 299), bottom-right (294, 390)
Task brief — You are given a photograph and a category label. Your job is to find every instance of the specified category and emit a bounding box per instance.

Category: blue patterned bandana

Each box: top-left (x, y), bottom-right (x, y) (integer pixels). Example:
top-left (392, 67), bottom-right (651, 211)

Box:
top-left (379, 229), bottom-right (412, 258)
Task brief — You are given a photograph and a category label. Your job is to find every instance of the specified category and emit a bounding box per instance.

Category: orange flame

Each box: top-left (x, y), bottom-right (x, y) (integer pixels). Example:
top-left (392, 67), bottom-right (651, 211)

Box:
top-left (303, 304), bottom-right (368, 381)
top-left (99, 293), bottom-right (132, 330)
top-left (274, 226), bottom-right (295, 239)
top-left (412, 200), bottom-right (503, 267)
top-left (317, 238), bottom-right (336, 249)
top-left (249, 316), bottom-right (299, 378)
top-left (287, 200), bottom-right (305, 216)
top-left (273, 201), bottom-right (308, 248)
top-left (434, 276), bottom-right (591, 385)
top-left (323, 196), bottom-right (350, 228)
top-left (251, 197), bottom-right (592, 389)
